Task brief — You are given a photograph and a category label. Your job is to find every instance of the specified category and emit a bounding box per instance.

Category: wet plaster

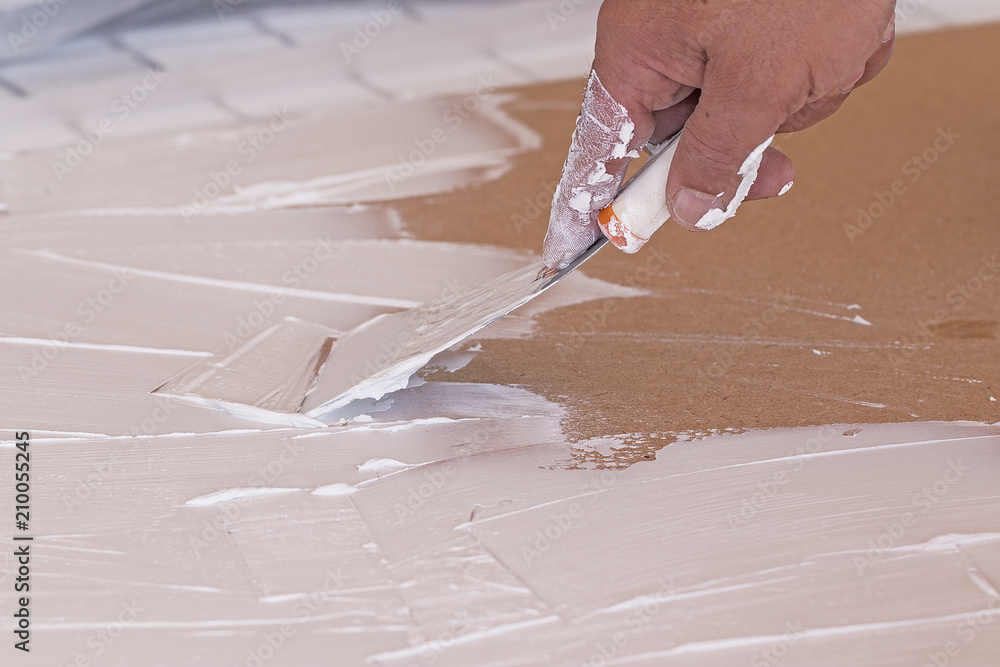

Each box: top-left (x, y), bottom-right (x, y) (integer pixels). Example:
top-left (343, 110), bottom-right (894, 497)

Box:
top-left (0, 18), bottom-right (998, 667)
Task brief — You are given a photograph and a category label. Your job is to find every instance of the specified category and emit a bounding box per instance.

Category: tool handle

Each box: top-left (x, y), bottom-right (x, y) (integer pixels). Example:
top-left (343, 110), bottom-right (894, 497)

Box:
top-left (597, 132), bottom-right (682, 254)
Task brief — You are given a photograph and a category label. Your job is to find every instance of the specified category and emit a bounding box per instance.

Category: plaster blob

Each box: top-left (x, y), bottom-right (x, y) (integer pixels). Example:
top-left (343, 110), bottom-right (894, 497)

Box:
top-left (694, 135), bottom-right (774, 231)
top-left (543, 70), bottom-right (640, 269)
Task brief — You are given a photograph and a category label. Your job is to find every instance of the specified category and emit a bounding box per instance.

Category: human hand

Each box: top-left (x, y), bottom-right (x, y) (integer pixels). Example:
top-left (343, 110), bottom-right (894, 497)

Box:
top-left (542, 0), bottom-right (896, 269)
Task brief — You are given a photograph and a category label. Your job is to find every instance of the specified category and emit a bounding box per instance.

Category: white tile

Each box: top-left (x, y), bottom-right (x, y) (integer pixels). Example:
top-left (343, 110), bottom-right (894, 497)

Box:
top-left (0, 103), bottom-right (78, 151)
top-left (0, 36), bottom-right (143, 95)
top-left (115, 15), bottom-right (288, 69)
top-left (254, 0), bottom-right (418, 45)
top-left (491, 0), bottom-right (598, 79)
top-left (350, 9), bottom-right (534, 98)
top-left (221, 75), bottom-right (379, 117)
top-left (83, 98), bottom-right (239, 138)
top-left (209, 43), bottom-right (380, 115)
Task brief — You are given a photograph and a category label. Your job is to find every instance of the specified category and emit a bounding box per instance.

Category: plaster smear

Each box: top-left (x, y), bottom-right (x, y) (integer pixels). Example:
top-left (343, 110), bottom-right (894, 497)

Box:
top-left (3, 298), bottom-right (999, 667)
top-left (0, 92), bottom-right (540, 216)
top-left (694, 135), bottom-right (774, 231)
top-left (154, 317), bottom-right (336, 414)
top-left (302, 242), bottom-right (628, 417)
top-left (543, 70), bottom-right (639, 269)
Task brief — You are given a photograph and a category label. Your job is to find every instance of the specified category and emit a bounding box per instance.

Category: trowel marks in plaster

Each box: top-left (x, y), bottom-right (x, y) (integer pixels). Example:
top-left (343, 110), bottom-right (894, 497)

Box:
top-left (0, 94), bottom-right (541, 216)
top-left (18, 420), bottom-right (995, 666)
top-left (301, 240), bottom-right (614, 416)
top-left (154, 317), bottom-right (336, 414)
top-left (201, 93), bottom-right (541, 210)
top-left (111, 232), bottom-right (633, 421)
top-left (348, 421), bottom-right (1000, 666)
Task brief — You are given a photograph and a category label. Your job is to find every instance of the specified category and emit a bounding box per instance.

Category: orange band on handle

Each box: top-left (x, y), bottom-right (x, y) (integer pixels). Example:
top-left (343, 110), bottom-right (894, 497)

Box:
top-left (598, 203), bottom-right (649, 254)
top-left (597, 205), bottom-right (626, 247)
top-left (596, 133), bottom-right (683, 255)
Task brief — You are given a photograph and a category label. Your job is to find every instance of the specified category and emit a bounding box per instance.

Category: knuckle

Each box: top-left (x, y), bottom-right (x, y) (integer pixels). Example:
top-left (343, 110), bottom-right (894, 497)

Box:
top-left (681, 122), bottom-right (753, 175)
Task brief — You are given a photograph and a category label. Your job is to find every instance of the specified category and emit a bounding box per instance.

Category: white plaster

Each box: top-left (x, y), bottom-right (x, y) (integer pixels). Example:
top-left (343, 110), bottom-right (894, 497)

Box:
top-left (695, 135), bottom-right (774, 230)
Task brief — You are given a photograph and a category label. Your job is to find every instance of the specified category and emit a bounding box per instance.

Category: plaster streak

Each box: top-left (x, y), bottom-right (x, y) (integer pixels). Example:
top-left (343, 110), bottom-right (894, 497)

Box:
top-left (694, 135), bottom-right (774, 231)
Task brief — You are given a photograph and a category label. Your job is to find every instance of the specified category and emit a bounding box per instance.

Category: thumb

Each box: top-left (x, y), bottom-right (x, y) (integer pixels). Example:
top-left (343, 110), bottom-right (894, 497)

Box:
top-left (665, 76), bottom-right (787, 231)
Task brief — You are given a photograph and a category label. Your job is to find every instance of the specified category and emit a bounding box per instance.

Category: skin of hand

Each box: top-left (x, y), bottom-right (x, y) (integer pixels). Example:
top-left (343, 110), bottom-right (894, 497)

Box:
top-left (542, 0), bottom-right (897, 270)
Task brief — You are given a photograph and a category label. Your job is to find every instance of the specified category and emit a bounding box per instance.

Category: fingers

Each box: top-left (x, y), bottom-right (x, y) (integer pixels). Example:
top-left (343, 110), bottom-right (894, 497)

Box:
top-left (542, 71), bottom-right (643, 269)
top-left (746, 148), bottom-right (795, 200)
top-left (664, 62), bottom-right (788, 231)
top-left (854, 18), bottom-right (896, 90)
top-left (546, 0), bottom-right (899, 259)
top-left (543, 64), bottom-right (695, 268)
top-left (648, 90), bottom-right (698, 145)
top-left (779, 94), bottom-right (851, 135)
top-left (780, 16), bottom-right (895, 134)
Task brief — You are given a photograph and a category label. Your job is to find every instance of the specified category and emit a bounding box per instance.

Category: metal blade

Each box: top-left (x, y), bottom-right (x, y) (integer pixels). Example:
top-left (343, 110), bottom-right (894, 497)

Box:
top-left (301, 238), bottom-right (609, 417)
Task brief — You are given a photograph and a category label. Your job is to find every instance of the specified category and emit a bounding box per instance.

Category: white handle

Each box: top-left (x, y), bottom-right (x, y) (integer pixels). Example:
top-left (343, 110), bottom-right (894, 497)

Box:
top-left (597, 132), bottom-right (682, 254)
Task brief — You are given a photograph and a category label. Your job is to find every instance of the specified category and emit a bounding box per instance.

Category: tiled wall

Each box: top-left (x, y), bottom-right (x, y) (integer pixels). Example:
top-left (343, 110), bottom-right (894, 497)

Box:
top-left (0, 0), bottom-right (996, 152)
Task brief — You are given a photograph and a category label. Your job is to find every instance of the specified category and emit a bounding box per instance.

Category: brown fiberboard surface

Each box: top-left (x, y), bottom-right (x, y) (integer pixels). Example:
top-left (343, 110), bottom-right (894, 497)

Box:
top-left (398, 23), bottom-right (1000, 463)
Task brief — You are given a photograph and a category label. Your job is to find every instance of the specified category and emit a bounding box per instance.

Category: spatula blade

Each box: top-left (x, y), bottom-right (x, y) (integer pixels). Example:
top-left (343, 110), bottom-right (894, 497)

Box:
top-left (301, 238), bottom-right (608, 417)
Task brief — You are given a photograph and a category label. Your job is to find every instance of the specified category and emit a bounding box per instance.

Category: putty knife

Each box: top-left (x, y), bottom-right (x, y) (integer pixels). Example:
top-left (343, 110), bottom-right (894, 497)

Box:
top-left (300, 134), bottom-right (684, 417)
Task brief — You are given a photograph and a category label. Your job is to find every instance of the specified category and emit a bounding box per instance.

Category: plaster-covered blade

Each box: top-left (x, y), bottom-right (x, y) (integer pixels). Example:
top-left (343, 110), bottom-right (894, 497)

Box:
top-left (153, 317), bottom-right (337, 414)
top-left (301, 238), bottom-right (608, 417)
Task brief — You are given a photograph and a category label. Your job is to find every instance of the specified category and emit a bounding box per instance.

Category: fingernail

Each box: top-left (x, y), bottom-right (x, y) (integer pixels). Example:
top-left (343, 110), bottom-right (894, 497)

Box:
top-left (882, 15), bottom-right (896, 42)
top-left (671, 187), bottom-right (725, 229)
top-left (535, 266), bottom-right (559, 281)
top-left (840, 66), bottom-right (866, 94)
top-left (778, 181), bottom-right (794, 196)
